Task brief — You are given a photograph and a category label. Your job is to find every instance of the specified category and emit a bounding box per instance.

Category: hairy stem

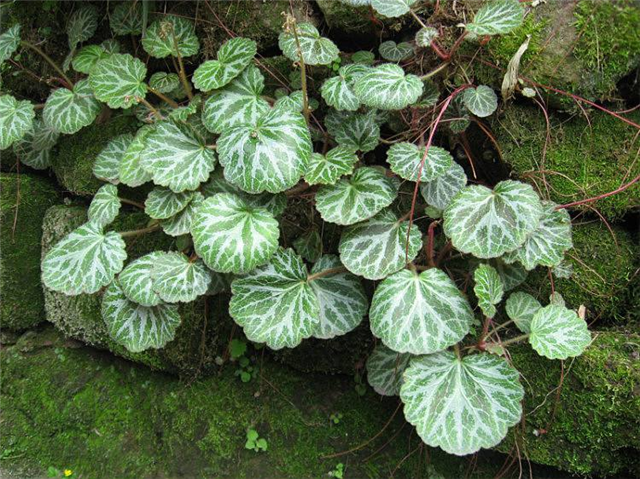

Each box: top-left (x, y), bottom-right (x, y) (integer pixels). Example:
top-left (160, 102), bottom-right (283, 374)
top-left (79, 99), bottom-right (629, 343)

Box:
top-left (425, 220), bottom-right (439, 267)
top-left (147, 86), bottom-right (180, 108)
top-left (307, 266), bottom-right (347, 282)
top-left (119, 198), bottom-right (145, 210)
top-left (495, 334), bottom-right (530, 348)
top-left (556, 173), bottom-right (640, 210)
top-left (172, 32), bottom-right (193, 100)
top-left (290, 21), bottom-right (310, 124)
top-left (20, 40), bottom-right (73, 88)
top-left (137, 97), bottom-right (163, 120)
top-left (119, 222), bottom-right (160, 238)
top-left (420, 62), bottom-right (450, 80)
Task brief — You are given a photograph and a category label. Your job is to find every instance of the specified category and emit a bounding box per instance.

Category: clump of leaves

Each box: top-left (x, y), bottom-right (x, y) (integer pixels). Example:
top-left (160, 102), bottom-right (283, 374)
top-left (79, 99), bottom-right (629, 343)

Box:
top-left (245, 428), bottom-right (268, 452)
top-left (1, 0), bottom-right (592, 459)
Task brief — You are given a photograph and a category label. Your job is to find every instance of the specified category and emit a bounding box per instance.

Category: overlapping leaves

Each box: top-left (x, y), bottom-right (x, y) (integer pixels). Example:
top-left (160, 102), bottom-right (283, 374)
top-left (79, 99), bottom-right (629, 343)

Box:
top-left (43, 79), bottom-right (101, 134)
top-left (193, 37), bottom-right (256, 91)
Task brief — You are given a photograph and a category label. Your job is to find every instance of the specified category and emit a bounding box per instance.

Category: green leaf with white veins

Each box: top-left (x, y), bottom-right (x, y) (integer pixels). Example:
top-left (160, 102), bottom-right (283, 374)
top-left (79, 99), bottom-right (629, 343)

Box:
top-left (217, 107), bottom-right (312, 194)
top-left (371, 0), bottom-right (417, 17)
top-left (326, 109), bottom-right (380, 152)
top-left (161, 192), bottom-right (204, 237)
top-left (141, 119), bottom-right (216, 193)
top-left (0, 95), bottom-right (35, 150)
top-left (90, 53), bottom-right (147, 109)
top-left (293, 230), bottom-right (322, 263)
top-left (503, 201), bottom-right (572, 270)
top-left (192, 193), bottom-right (279, 274)
top-left (401, 351), bottom-right (524, 456)
top-left (88, 184), bottom-right (121, 228)
top-left (102, 280), bottom-right (180, 353)
top-left (110, 2), bottom-right (143, 36)
top-left (529, 304), bottom-right (590, 359)
top-left (378, 41), bottom-right (413, 62)
top-left (142, 15), bottom-right (199, 58)
top-left (118, 252), bottom-right (164, 307)
top-left (93, 133), bottom-right (133, 184)
top-left (320, 64), bottom-right (369, 111)
top-left (42, 221), bottom-right (126, 295)
top-left (466, 0), bottom-right (525, 36)
top-left (149, 72), bottom-right (180, 94)
top-left (339, 209), bottom-right (422, 280)
top-left (119, 125), bottom-right (154, 187)
top-left (354, 64), bottom-right (423, 110)
top-left (366, 344), bottom-right (411, 396)
top-left (416, 27), bottom-right (438, 47)
top-left (278, 22), bottom-right (339, 66)
top-left (370, 268), bottom-right (474, 355)
top-left (202, 64), bottom-right (270, 135)
top-left (193, 37), bottom-right (256, 92)
top-left (473, 264), bottom-right (504, 318)
top-left (463, 86), bottom-right (498, 118)
top-left (67, 5), bottom-right (98, 51)
top-left (387, 143), bottom-right (452, 183)
top-left (443, 180), bottom-right (543, 259)
top-left (420, 161), bottom-right (467, 210)
top-left (151, 252), bottom-right (211, 303)
top-left (72, 45), bottom-right (110, 74)
top-left (229, 248), bottom-right (320, 350)
top-left (43, 79), bottom-right (101, 134)
top-left (0, 25), bottom-right (21, 64)
top-left (13, 119), bottom-right (57, 170)
top-left (304, 146), bottom-right (358, 186)
top-left (145, 187), bottom-right (195, 220)
top-left (315, 167), bottom-right (398, 226)
top-left (489, 258), bottom-right (527, 292)
top-left (309, 255), bottom-right (368, 339)
top-left (505, 291), bottom-right (541, 333)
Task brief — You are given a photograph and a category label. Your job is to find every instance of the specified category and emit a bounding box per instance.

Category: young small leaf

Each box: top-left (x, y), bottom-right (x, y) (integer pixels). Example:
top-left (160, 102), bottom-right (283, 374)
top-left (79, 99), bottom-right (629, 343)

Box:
top-left (90, 53), bottom-right (147, 109)
top-left (193, 37), bottom-right (257, 92)
top-left (371, 0), bottom-right (417, 18)
top-left (419, 162), bottom-right (467, 210)
top-left (151, 252), bottom-right (211, 303)
top-left (72, 45), bottom-right (110, 74)
top-left (463, 86), bottom-right (498, 118)
top-left (351, 50), bottom-right (375, 64)
top-left (43, 79), bottom-right (101, 134)
top-left (110, 2), bottom-right (143, 36)
top-left (118, 252), bottom-right (164, 307)
top-left (320, 64), bottom-right (369, 111)
top-left (304, 146), bottom-right (358, 186)
top-left (466, 0), bottom-right (525, 36)
top-left (505, 291), bottom-right (541, 333)
top-left (160, 192), bottom-right (204, 237)
top-left (325, 109), bottom-right (380, 152)
top-left (293, 230), bottom-right (323, 263)
top-left (387, 142), bottom-right (453, 182)
top-left (88, 184), bottom-right (121, 227)
top-left (149, 72), bottom-right (180, 93)
top-left (93, 133), bottom-right (134, 184)
top-left (378, 41), bottom-right (414, 62)
top-left (529, 304), bottom-right (591, 359)
top-left (354, 64), bottom-right (423, 110)
top-left (145, 187), bottom-right (195, 220)
top-left (142, 15), bottom-right (199, 58)
top-left (0, 24), bottom-right (20, 64)
top-left (366, 344), bottom-right (411, 396)
top-left (278, 22), bottom-right (339, 66)
top-left (415, 27), bottom-right (438, 47)
top-left (473, 264), bottom-right (504, 318)
top-left (0, 94), bottom-right (35, 150)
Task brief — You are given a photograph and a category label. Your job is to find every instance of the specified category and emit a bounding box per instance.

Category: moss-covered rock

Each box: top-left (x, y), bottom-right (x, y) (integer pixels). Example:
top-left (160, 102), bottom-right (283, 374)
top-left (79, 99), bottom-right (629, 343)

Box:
top-left (316, 0), bottom-right (374, 36)
top-left (497, 331), bottom-right (640, 477)
top-left (0, 174), bottom-right (60, 331)
top-left (51, 115), bottom-right (139, 196)
top-left (494, 104), bottom-right (640, 220)
top-left (41, 204), bottom-right (224, 376)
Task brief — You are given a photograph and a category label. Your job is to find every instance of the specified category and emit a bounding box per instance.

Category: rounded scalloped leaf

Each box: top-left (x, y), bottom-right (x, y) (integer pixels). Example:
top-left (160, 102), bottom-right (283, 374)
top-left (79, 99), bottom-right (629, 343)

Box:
top-left (351, 50), bottom-right (375, 64)
top-left (505, 291), bottom-right (541, 333)
top-left (110, 2), bottom-right (143, 36)
top-left (150, 252), bottom-right (211, 303)
top-left (0, 94), bottom-right (35, 150)
top-left (315, 167), bottom-right (398, 226)
top-left (142, 15), bottom-right (199, 58)
top-left (202, 64), bottom-right (270, 135)
top-left (320, 64), bottom-right (370, 111)
top-left (366, 344), bottom-right (411, 396)
top-left (42, 221), bottom-right (127, 295)
top-left (13, 118), bottom-right (57, 170)
top-left (72, 45), bottom-right (110, 74)
top-left (371, 0), bottom-right (417, 17)
top-left (88, 184), bottom-right (121, 227)
top-left (192, 193), bottom-right (280, 274)
top-left (93, 133), bottom-right (133, 184)
top-left (89, 53), bottom-right (147, 109)
top-left (118, 252), bottom-right (164, 307)
top-left (309, 255), bottom-right (368, 339)
top-left (443, 180), bottom-right (543, 259)
top-left (420, 162), bottom-right (467, 211)
top-left (387, 142), bottom-right (453, 183)
top-left (67, 5), bottom-right (98, 51)
top-left (400, 351), bottom-right (524, 456)
top-left (490, 258), bottom-right (527, 292)
top-left (304, 146), bottom-right (358, 186)
top-left (229, 248), bottom-right (320, 350)
top-left (217, 107), bottom-right (312, 194)
top-left (193, 37), bottom-right (256, 92)
top-left (529, 304), bottom-right (591, 359)
top-left (160, 192), bottom-right (204, 237)
top-left (339, 209), bottom-right (423, 280)
top-left (466, 0), bottom-right (525, 36)
top-left (43, 79), bottom-right (101, 134)
top-left (325, 109), bottom-right (380, 152)
top-left (354, 64), bottom-right (423, 110)
top-left (102, 280), bottom-right (180, 353)
top-left (0, 24), bottom-right (21, 64)
top-left (378, 41), bottom-right (414, 62)
top-left (119, 124), bottom-right (154, 187)
top-left (141, 119), bottom-right (216, 193)
top-left (463, 86), bottom-right (498, 118)
top-left (149, 72), bottom-right (180, 94)
top-left (473, 264), bottom-right (504, 318)
top-left (278, 22), bottom-right (339, 66)
top-left (416, 27), bottom-right (438, 47)
top-left (370, 268), bottom-right (474, 355)
top-left (145, 187), bottom-right (195, 220)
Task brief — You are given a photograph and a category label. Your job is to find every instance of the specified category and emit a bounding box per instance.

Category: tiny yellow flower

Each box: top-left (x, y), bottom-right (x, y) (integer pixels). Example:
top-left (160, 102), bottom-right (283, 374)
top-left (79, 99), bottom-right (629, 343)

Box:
top-left (63, 470), bottom-right (73, 477)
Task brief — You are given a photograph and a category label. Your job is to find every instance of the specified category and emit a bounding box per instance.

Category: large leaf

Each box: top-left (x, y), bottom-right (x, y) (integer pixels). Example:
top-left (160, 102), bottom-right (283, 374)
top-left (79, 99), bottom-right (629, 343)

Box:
top-left (315, 167), bottom-right (398, 225)
top-left (110, 2), bottom-right (143, 36)
top-left (141, 15), bottom-right (199, 58)
top-left (366, 344), bottom-right (411, 396)
top-left (463, 86), bottom-right (498, 118)
top-left (529, 304), bottom-right (591, 359)
top-left (0, 24), bottom-right (21, 64)
top-left (217, 107), bottom-right (312, 194)
top-left (102, 280), bottom-right (180, 353)
top-left (278, 22), bottom-right (339, 66)
top-left (160, 192), bottom-right (204, 237)
top-left (505, 291), bottom-right (541, 333)
top-left (141, 119), bottom-right (216, 193)
top-left (354, 64), bottom-right (423, 110)
top-left (379, 40), bottom-right (413, 62)
top-left (339, 209), bottom-right (422, 280)
top-left (304, 146), bottom-right (358, 186)
top-left (473, 264), bottom-right (504, 318)
top-left (90, 53), bottom-right (147, 109)
top-left (118, 252), bottom-right (164, 307)
top-left (503, 202), bottom-right (572, 270)
top-left (370, 268), bottom-right (473, 355)
top-left (148, 72), bottom-right (180, 93)
top-left (119, 124), bottom-right (154, 187)
top-left (93, 133), bottom-right (133, 184)
top-left (229, 248), bottom-right (319, 349)
top-left (443, 180), bottom-right (543, 259)
top-left (88, 184), bottom-right (121, 227)
top-left (371, 0), bottom-right (417, 17)
top-left (0, 94), bottom-right (35, 150)
top-left (201, 64), bottom-right (270, 134)
top-left (325, 109), bottom-right (380, 152)
top-left (43, 79), bottom-right (101, 134)
top-left (400, 352), bottom-right (524, 455)
top-left (320, 64), bottom-right (369, 111)
top-left (67, 5), bottom-right (98, 51)
top-left (150, 252), bottom-right (211, 303)
top-left (419, 161), bottom-right (467, 210)
top-left (41, 222), bottom-right (126, 295)
top-left (72, 45), bottom-right (110, 74)
top-left (192, 193), bottom-right (279, 274)
top-left (387, 142), bottom-right (453, 183)
top-left (309, 255), bottom-right (368, 339)
top-left (466, 0), bottom-right (525, 36)
top-left (193, 37), bottom-right (256, 92)
top-left (145, 187), bottom-right (195, 220)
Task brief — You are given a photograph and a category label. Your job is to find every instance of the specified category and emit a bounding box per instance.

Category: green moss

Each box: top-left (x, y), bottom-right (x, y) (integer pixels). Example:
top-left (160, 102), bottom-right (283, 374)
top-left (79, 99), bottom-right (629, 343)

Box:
top-left (0, 174), bottom-right (60, 331)
top-left (52, 115), bottom-right (139, 196)
top-left (482, 14), bottom-right (547, 68)
top-left (498, 331), bottom-right (640, 476)
top-left (495, 104), bottom-right (640, 220)
top-left (316, 0), bottom-right (373, 36)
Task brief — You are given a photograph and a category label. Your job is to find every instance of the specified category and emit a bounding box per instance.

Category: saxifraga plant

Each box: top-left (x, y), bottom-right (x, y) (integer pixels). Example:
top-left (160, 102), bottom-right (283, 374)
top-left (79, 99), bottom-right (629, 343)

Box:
top-left (0, 0), bottom-right (592, 457)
